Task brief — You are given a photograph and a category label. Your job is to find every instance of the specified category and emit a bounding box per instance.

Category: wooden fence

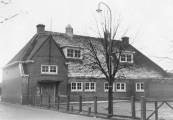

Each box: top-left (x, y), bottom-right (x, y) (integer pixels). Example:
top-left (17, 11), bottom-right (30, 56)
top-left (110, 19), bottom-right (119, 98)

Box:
top-left (141, 96), bottom-right (173, 120)
top-left (22, 95), bottom-right (173, 119)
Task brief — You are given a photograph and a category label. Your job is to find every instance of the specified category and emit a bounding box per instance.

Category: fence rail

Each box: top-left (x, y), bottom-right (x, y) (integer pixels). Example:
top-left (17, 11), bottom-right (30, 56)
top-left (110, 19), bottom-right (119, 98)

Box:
top-left (141, 97), bottom-right (173, 120)
top-left (22, 94), bottom-right (173, 119)
top-left (22, 94), bottom-right (137, 118)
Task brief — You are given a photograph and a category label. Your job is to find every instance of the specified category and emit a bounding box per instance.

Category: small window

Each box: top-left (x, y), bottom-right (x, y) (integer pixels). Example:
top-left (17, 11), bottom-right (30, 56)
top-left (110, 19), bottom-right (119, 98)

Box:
top-left (120, 55), bottom-right (126, 62)
top-left (66, 48), bottom-right (82, 59)
top-left (74, 50), bottom-right (81, 58)
top-left (42, 66), bottom-right (49, 72)
top-left (120, 53), bottom-right (133, 63)
top-left (116, 83), bottom-right (126, 92)
top-left (71, 82), bottom-right (83, 92)
top-left (67, 49), bottom-right (74, 57)
top-left (104, 82), bottom-right (115, 92)
top-left (136, 82), bottom-right (144, 92)
top-left (85, 82), bottom-right (96, 92)
top-left (41, 65), bottom-right (58, 75)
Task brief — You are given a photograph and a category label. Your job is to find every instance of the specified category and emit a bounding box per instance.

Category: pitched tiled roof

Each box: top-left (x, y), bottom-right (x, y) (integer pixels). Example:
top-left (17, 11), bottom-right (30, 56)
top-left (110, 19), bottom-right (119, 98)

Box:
top-left (6, 33), bottom-right (65, 65)
top-left (5, 29), bottom-right (166, 78)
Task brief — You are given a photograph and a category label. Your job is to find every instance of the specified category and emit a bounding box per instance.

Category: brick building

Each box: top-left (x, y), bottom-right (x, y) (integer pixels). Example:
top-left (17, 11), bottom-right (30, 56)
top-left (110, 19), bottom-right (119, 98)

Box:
top-left (1, 24), bottom-right (167, 104)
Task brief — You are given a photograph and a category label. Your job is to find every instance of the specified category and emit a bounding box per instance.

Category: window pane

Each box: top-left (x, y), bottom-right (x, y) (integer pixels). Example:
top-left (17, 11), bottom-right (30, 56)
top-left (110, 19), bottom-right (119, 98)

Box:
top-left (121, 84), bottom-right (124, 89)
top-left (85, 83), bottom-right (89, 90)
top-left (77, 83), bottom-right (81, 90)
top-left (67, 49), bottom-right (74, 57)
top-left (137, 84), bottom-right (140, 89)
top-left (91, 83), bottom-right (95, 90)
top-left (72, 83), bottom-right (76, 90)
top-left (50, 66), bottom-right (56, 73)
top-left (121, 55), bottom-right (126, 61)
top-left (141, 83), bottom-right (144, 89)
top-left (127, 55), bottom-right (132, 62)
top-left (74, 50), bottom-right (81, 58)
top-left (105, 83), bottom-right (108, 90)
top-left (42, 66), bottom-right (49, 72)
top-left (117, 83), bottom-right (120, 89)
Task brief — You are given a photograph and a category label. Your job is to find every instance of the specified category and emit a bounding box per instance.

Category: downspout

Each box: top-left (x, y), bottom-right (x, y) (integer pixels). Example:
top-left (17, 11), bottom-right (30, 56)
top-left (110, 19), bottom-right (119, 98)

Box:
top-left (65, 62), bottom-right (70, 95)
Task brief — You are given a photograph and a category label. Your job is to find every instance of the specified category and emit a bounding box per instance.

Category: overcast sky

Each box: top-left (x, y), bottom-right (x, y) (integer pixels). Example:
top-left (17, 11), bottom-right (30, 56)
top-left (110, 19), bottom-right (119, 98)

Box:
top-left (1, 0), bottom-right (173, 82)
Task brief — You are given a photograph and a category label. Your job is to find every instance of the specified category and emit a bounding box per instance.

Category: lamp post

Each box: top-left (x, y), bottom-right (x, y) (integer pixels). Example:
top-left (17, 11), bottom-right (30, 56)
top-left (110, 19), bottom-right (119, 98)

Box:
top-left (96, 2), bottom-right (113, 118)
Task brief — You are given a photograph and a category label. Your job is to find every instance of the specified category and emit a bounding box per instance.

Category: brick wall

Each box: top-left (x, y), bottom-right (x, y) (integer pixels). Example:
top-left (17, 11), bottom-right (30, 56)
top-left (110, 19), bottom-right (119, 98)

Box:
top-left (1, 65), bottom-right (27, 104)
top-left (26, 37), bottom-right (68, 98)
top-left (69, 78), bottom-right (173, 101)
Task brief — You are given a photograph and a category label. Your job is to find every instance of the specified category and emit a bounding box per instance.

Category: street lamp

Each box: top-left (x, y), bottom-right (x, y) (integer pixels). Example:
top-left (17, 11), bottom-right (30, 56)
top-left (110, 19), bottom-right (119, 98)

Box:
top-left (96, 2), bottom-right (113, 118)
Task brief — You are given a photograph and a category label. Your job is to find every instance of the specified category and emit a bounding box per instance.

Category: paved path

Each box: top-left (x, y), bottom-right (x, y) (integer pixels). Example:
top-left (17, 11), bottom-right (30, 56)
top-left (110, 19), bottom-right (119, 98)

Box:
top-left (0, 102), bottom-right (107, 120)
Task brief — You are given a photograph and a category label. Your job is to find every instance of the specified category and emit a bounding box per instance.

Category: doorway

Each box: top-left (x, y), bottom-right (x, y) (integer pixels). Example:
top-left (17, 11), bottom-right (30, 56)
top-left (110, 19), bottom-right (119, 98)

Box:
top-left (41, 83), bottom-right (55, 104)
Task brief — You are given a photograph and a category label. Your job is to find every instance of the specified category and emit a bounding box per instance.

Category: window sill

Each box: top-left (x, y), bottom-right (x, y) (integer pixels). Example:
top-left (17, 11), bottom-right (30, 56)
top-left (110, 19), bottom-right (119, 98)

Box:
top-left (136, 90), bottom-right (145, 92)
top-left (120, 61), bottom-right (133, 64)
top-left (116, 91), bottom-right (126, 92)
top-left (104, 91), bottom-right (115, 92)
top-left (84, 91), bottom-right (96, 92)
top-left (41, 73), bottom-right (58, 76)
top-left (71, 91), bottom-right (83, 92)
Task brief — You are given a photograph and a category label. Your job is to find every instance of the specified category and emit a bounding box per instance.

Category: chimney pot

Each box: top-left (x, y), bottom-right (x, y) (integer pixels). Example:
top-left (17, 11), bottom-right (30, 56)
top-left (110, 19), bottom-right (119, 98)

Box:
top-left (65, 24), bottom-right (73, 37)
top-left (122, 37), bottom-right (129, 44)
top-left (36, 24), bottom-right (45, 33)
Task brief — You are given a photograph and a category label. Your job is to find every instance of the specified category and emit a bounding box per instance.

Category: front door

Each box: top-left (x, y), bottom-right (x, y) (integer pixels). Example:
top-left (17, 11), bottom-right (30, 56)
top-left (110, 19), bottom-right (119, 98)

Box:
top-left (41, 83), bottom-right (55, 105)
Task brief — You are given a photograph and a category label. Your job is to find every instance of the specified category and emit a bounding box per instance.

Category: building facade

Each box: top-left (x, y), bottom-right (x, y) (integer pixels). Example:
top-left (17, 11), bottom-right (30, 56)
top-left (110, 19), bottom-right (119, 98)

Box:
top-left (1, 24), bottom-right (167, 104)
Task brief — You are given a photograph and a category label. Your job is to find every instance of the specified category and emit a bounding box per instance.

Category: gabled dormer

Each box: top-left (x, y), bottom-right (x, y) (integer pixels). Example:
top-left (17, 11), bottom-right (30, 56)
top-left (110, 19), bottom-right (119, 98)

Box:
top-left (119, 51), bottom-right (134, 64)
top-left (62, 45), bottom-right (84, 60)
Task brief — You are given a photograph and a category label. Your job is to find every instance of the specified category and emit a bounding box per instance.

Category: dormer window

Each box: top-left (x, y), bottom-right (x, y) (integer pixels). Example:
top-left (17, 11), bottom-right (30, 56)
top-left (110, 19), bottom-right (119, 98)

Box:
top-left (120, 53), bottom-right (133, 63)
top-left (67, 49), bottom-right (81, 58)
top-left (63, 46), bottom-right (83, 59)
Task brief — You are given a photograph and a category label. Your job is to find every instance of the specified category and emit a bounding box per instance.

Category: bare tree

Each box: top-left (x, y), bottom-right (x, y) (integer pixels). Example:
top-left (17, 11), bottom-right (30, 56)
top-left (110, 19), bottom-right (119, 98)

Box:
top-left (67, 3), bottom-right (139, 118)
top-left (0, 0), bottom-right (25, 23)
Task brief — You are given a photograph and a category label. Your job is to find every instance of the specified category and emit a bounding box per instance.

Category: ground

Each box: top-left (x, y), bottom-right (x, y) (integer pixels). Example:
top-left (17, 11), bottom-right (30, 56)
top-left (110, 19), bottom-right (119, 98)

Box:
top-left (0, 102), bottom-right (107, 120)
top-left (1, 100), bottom-right (173, 120)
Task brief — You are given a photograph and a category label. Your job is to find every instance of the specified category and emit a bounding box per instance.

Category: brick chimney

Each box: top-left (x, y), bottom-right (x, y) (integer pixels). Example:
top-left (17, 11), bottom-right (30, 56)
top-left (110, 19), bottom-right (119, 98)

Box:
top-left (122, 37), bottom-right (129, 44)
top-left (65, 24), bottom-right (73, 37)
top-left (36, 24), bottom-right (45, 33)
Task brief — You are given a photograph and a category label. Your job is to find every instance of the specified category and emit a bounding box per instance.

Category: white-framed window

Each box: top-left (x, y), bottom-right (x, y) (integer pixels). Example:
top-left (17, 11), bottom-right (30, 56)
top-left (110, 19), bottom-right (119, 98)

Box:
top-left (120, 53), bottom-right (133, 63)
top-left (41, 65), bottom-right (58, 75)
top-left (136, 82), bottom-right (144, 92)
top-left (71, 82), bottom-right (83, 92)
top-left (67, 48), bottom-right (81, 59)
top-left (85, 82), bottom-right (96, 92)
top-left (116, 82), bottom-right (126, 92)
top-left (104, 82), bottom-right (115, 92)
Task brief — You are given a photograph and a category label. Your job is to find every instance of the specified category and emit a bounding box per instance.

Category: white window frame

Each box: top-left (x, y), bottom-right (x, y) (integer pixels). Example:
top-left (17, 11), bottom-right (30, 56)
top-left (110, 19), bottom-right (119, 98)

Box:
top-left (120, 53), bottom-right (133, 63)
top-left (104, 82), bottom-right (115, 92)
top-left (71, 82), bottom-right (83, 92)
top-left (116, 82), bottom-right (126, 92)
top-left (84, 82), bottom-right (96, 92)
top-left (66, 48), bottom-right (82, 59)
top-left (41, 65), bottom-right (58, 75)
top-left (136, 82), bottom-right (144, 92)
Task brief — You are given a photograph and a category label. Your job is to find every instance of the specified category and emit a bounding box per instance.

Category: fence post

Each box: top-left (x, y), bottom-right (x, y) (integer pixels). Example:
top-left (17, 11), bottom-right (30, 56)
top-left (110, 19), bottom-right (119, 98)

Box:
top-left (67, 95), bottom-right (70, 111)
top-left (40, 94), bottom-right (42, 107)
top-left (94, 96), bottom-right (97, 114)
top-left (88, 107), bottom-right (91, 114)
top-left (131, 96), bottom-right (136, 119)
top-left (71, 106), bottom-right (73, 112)
top-left (141, 96), bottom-right (146, 120)
top-left (79, 95), bottom-right (82, 112)
top-left (33, 95), bottom-right (35, 106)
top-left (57, 95), bottom-right (60, 110)
top-left (48, 95), bottom-right (51, 109)
top-left (155, 102), bottom-right (158, 120)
